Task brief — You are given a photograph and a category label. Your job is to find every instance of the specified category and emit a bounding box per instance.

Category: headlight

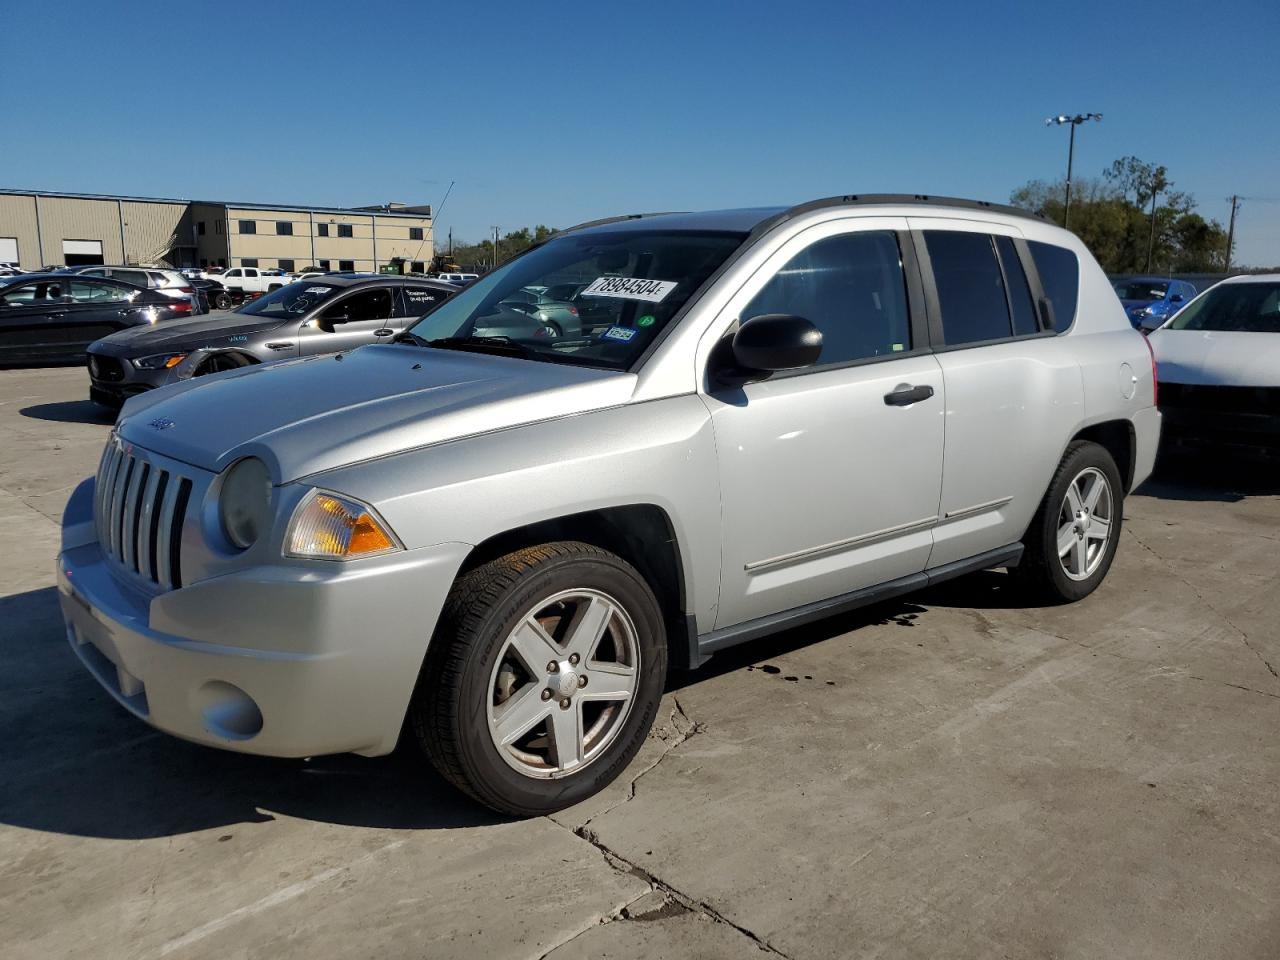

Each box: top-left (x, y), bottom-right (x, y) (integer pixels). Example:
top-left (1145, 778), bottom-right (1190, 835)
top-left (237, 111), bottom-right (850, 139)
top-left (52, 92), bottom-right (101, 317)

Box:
top-left (133, 352), bottom-right (188, 370)
top-left (218, 457), bottom-right (272, 550)
top-left (285, 490), bottom-right (401, 560)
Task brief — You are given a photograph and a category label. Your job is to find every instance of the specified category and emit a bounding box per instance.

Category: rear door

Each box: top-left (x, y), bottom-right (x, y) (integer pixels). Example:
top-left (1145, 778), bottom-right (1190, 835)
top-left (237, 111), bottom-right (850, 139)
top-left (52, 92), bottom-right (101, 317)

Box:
top-left (64, 279), bottom-right (151, 349)
top-left (909, 219), bottom-right (1083, 567)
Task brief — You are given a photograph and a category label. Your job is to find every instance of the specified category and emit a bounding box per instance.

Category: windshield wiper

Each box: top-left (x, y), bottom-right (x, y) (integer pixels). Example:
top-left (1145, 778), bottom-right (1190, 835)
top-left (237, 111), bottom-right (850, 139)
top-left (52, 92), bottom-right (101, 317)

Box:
top-left (426, 335), bottom-right (539, 359)
top-left (393, 330), bottom-right (430, 347)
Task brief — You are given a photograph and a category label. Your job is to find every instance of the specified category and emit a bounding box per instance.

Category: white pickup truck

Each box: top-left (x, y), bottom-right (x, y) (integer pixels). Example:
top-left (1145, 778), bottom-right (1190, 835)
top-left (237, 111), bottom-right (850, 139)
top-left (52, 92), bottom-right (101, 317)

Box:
top-left (218, 267), bottom-right (296, 294)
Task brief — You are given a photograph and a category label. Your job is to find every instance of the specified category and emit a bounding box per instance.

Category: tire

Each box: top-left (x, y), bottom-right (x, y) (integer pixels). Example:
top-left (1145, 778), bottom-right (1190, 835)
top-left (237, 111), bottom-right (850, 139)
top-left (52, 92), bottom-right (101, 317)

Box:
top-left (213, 293), bottom-right (232, 310)
top-left (193, 352), bottom-right (252, 377)
top-left (544, 322), bottom-right (562, 338)
top-left (411, 542), bottom-right (667, 816)
top-left (1012, 440), bottom-right (1124, 603)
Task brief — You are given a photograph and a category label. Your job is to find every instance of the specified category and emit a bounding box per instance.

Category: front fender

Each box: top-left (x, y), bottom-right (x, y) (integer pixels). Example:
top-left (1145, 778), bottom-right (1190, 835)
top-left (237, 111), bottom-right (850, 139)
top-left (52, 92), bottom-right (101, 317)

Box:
top-left (303, 396), bottom-right (723, 629)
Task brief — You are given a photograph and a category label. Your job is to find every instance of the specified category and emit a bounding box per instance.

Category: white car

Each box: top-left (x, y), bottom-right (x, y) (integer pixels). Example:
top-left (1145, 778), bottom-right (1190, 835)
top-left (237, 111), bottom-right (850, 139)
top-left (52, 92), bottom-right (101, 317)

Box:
top-left (218, 267), bottom-right (296, 294)
top-left (436, 272), bottom-right (479, 284)
top-left (1149, 274), bottom-right (1280, 455)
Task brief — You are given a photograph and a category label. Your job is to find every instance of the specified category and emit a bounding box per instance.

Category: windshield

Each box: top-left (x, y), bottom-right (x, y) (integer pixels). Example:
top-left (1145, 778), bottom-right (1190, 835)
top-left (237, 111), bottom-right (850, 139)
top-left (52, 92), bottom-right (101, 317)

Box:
top-left (235, 281), bottom-right (341, 318)
top-left (1114, 280), bottom-right (1169, 301)
top-left (407, 229), bottom-right (746, 368)
top-left (1166, 282), bottom-right (1280, 333)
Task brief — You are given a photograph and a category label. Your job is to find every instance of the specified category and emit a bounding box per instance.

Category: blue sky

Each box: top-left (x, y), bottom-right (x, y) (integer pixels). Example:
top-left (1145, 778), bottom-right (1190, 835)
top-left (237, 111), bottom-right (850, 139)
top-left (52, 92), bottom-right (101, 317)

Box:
top-left (2, 0), bottom-right (1278, 265)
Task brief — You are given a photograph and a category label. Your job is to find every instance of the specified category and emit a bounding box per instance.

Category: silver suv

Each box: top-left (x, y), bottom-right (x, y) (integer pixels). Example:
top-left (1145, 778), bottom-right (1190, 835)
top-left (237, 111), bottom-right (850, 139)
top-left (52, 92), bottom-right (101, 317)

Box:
top-left (58, 196), bottom-right (1160, 815)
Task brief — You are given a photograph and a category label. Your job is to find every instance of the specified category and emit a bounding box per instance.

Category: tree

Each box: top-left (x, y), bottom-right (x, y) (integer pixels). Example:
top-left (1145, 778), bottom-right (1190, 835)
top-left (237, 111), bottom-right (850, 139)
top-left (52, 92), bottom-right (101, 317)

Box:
top-left (436, 225), bottom-right (560, 272)
top-left (1011, 159), bottom-right (1227, 273)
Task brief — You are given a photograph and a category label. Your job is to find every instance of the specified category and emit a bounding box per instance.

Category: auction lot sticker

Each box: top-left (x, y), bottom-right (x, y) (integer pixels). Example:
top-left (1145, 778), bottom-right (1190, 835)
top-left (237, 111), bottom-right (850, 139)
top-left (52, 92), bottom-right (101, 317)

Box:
top-left (581, 276), bottom-right (677, 302)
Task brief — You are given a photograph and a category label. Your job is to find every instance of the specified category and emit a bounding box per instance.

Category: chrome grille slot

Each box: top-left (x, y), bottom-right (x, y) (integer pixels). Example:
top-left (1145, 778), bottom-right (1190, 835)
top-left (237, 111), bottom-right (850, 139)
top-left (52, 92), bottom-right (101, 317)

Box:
top-left (93, 440), bottom-right (193, 590)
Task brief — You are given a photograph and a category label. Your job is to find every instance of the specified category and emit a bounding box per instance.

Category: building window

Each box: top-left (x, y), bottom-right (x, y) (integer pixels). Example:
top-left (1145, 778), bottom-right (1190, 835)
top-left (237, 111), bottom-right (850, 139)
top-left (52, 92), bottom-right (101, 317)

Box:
top-left (409, 227), bottom-right (424, 241)
top-left (318, 223), bottom-right (330, 237)
top-left (242, 258), bottom-right (259, 268)
top-left (338, 224), bottom-right (353, 238)
top-left (279, 259), bottom-right (295, 272)
top-left (217, 258), bottom-right (226, 267)
top-left (200, 258), bottom-right (208, 268)
top-left (239, 220), bottom-right (257, 235)
top-left (197, 221), bottom-right (206, 236)
top-left (412, 260), bottom-right (425, 273)
top-left (338, 260), bottom-right (355, 272)
top-left (318, 259), bottom-right (331, 271)
top-left (276, 221), bottom-right (293, 236)
top-left (215, 220), bottom-right (225, 234)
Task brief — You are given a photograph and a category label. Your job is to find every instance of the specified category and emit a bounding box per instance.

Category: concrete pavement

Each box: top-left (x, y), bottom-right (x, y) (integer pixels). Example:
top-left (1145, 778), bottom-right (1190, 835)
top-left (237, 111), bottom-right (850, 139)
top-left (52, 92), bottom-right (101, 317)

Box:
top-left (1, 366), bottom-right (1277, 959)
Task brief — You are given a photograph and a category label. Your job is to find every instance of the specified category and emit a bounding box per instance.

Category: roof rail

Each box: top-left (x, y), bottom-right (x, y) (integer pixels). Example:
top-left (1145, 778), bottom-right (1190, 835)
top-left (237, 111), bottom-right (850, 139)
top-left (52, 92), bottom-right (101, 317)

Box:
top-left (555, 212), bottom-right (688, 235)
top-left (753, 194), bottom-right (1046, 238)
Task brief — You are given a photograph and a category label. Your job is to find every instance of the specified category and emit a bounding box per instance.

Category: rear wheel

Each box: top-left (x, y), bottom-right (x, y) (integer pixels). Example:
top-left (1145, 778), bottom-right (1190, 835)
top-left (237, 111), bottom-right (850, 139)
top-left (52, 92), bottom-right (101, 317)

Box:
top-left (213, 292), bottom-right (232, 310)
top-left (412, 542), bottom-right (666, 816)
top-left (1013, 440), bottom-right (1123, 603)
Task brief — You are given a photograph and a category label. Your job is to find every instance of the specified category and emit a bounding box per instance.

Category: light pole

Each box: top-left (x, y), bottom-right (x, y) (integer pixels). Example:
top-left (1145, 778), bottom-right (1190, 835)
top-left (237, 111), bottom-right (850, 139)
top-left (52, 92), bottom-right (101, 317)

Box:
top-left (1045, 113), bottom-right (1102, 230)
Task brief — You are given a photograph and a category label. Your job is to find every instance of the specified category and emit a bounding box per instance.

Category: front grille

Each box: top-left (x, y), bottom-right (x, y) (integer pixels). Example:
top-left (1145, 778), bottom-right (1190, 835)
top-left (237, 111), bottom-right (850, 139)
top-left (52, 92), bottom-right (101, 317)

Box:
top-left (88, 355), bottom-right (125, 383)
top-left (1160, 382), bottom-right (1280, 417)
top-left (94, 441), bottom-right (192, 589)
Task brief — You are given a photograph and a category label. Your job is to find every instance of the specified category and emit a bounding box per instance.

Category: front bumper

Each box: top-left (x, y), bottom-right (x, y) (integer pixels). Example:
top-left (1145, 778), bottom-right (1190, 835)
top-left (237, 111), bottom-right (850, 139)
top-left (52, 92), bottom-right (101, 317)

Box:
top-left (87, 353), bottom-right (168, 407)
top-left (1159, 383), bottom-right (1280, 457)
top-left (58, 518), bottom-right (470, 758)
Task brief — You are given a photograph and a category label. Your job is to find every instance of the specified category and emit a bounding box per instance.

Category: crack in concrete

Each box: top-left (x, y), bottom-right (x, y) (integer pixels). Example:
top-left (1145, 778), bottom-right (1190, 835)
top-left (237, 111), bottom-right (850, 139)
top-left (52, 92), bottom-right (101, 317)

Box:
top-left (577, 697), bottom-right (704, 834)
top-left (569, 823), bottom-right (793, 958)
top-left (531, 888), bottom-right (653, 960)
top-left (1127, 528), bottom-right (1279, 683)
top-left (1026, 626), bottom-right (1280, 702)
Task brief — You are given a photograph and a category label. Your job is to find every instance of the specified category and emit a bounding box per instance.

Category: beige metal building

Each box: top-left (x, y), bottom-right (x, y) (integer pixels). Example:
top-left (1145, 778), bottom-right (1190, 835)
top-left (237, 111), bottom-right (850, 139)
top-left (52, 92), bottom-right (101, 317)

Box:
top-left (0, 189), bottom-right (433, 274)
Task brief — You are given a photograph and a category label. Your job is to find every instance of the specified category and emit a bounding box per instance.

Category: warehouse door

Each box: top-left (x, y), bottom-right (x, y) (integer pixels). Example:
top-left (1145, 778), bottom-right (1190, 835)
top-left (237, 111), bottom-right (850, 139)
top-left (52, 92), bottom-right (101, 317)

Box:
top-left (63, 239), bottom-right (104, 266)
top-left (0, 238), bottom-right (18, 264)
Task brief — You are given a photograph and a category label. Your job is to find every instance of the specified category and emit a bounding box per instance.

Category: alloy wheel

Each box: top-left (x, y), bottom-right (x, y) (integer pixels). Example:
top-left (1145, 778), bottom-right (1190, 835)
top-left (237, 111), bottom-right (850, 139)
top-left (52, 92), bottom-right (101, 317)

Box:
top-left (485, 588), bottom-right (640, 779)
top-left (1057, 466), bottom-right (1113, 581)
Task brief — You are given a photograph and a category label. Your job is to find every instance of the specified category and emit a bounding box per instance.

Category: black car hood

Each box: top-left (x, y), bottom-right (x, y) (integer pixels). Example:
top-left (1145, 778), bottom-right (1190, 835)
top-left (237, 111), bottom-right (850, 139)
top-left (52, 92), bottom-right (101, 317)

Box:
top-left (90, 312), bottom-right (286, 354)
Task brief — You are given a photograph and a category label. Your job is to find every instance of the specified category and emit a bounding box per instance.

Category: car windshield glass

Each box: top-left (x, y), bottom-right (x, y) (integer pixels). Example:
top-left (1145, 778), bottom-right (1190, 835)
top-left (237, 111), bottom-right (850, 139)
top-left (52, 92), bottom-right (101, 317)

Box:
top-left (1114, 280), bottom-right (1169, 300)
top-left (1166, 282), bottom-right (1280, 333)
top-left (407, 229), bottom-right (746, 368)
top-left (235, 281), bottom-right (341, 317)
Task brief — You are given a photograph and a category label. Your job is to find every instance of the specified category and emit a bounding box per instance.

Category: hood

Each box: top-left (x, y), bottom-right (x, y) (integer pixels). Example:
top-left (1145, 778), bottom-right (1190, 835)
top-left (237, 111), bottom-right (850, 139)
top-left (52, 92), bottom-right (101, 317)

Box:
top-left (91, 312), bottom-right (286, 354)
top-left (1151, 329), bottom-right (1280, 388)
top-left (116, 344), bottom-right (637, 481)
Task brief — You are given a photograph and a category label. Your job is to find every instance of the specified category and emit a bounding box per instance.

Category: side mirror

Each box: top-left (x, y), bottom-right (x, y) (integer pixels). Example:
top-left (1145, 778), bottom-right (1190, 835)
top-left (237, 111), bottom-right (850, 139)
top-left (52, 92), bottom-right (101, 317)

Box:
top-left (1138, 315), bottom-right (1164, 332)
top-left (731, 314), bottom-right (823, 372)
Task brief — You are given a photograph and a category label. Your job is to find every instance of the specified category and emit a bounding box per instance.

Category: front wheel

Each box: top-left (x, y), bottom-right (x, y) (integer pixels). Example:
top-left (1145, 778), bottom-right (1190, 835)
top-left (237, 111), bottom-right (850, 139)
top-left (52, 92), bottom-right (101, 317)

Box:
top-left (411, 542), bottom-right (667, 816)
top-left (1012, 440), bottom-right (1123, 603)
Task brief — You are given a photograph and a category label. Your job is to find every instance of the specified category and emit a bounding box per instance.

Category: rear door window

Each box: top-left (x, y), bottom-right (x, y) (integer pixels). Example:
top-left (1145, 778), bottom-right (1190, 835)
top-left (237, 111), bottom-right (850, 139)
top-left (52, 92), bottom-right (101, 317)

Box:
top-left (69, 280), bottom-right (131, 303)
top-left (742, 230), bottom-right (913, 366)
top-left (924, 231), bottom-right (1013, 346)
top-left (397, 285), bottom-right (447, 317)
top-left (994, 236), bottom-right (1039, 337)
top-left (1026, 241), bottom-right (1079, 331)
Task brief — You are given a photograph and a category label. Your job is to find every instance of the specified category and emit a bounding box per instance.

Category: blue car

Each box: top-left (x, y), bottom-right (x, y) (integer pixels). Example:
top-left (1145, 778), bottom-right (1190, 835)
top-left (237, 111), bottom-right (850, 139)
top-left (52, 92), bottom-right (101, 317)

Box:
top-left (1113, 276), bottom-right (1197, 330)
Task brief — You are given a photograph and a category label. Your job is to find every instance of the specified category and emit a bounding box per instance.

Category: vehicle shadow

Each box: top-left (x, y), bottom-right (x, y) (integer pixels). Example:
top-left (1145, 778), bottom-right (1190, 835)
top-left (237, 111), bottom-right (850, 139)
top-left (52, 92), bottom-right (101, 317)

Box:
top-left (18, 400), bottom-right (117, 425)
top-left (0, 587), bottom-right (504, 839)
top-left (1137, 448), bottom-right (1280, 503)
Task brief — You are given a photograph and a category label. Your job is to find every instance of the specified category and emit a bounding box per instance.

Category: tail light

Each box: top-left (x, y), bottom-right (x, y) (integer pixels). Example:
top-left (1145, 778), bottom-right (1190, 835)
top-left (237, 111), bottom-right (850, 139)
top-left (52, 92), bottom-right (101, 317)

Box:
top-left (568, 307), bottom-right (579, 316)
top-left (1142, 331), bottom-right (1158, 405)
top-left (177, 286), bottom-right (194, 294)
top-left (169, 300), bottom-right (193, 314)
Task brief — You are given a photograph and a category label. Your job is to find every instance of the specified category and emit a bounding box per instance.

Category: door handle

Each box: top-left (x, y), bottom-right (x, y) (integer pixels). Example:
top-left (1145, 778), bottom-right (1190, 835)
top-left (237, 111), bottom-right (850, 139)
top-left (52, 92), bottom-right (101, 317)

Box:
top-left (373, 328), bottom-right (394, 337)
top-left (883, 383), bottom-right (935, 406)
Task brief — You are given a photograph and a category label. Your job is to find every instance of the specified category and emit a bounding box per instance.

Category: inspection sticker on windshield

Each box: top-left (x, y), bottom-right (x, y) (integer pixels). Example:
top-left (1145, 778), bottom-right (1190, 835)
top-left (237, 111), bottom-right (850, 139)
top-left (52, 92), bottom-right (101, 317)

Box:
top-left (581, 276), bottom-right (677, 303)
top-left (602, 325), bottom-right (638, 342)
top-left (305, 286), bottom-right (332, 293)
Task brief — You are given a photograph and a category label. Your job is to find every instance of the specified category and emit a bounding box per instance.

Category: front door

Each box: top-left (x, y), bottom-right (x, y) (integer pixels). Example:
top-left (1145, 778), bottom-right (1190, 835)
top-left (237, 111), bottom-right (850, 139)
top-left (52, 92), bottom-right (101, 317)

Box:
top-left (703, 219), bottom-right (946, 629)
top-left (297, 287), bottom-right (398, 355)
top-left (63, 279), bottom-right (149, 350)
top-left (0, 277), bottom-right (73, 361)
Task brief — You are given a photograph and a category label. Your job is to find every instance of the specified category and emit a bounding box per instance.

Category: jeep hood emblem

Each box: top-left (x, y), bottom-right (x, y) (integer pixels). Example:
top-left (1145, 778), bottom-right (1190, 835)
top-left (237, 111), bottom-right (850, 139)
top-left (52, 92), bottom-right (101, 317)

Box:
top-left (149, 417), bottom-right (176, 431)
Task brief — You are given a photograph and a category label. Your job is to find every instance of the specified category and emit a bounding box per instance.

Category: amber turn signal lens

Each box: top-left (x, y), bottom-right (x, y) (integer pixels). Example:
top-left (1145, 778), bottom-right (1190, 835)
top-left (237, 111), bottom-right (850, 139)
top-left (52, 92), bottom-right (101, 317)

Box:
top-left (165, 354), bottom-right (187, 368)
top-left (286, 491), bottom-right (401, 560)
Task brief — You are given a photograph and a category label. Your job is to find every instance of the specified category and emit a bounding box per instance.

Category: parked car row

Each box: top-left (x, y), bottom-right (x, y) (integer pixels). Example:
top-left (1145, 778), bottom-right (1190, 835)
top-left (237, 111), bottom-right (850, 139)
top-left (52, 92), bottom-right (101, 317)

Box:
top-left (1112, 276), bottom-right (1198, 331)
